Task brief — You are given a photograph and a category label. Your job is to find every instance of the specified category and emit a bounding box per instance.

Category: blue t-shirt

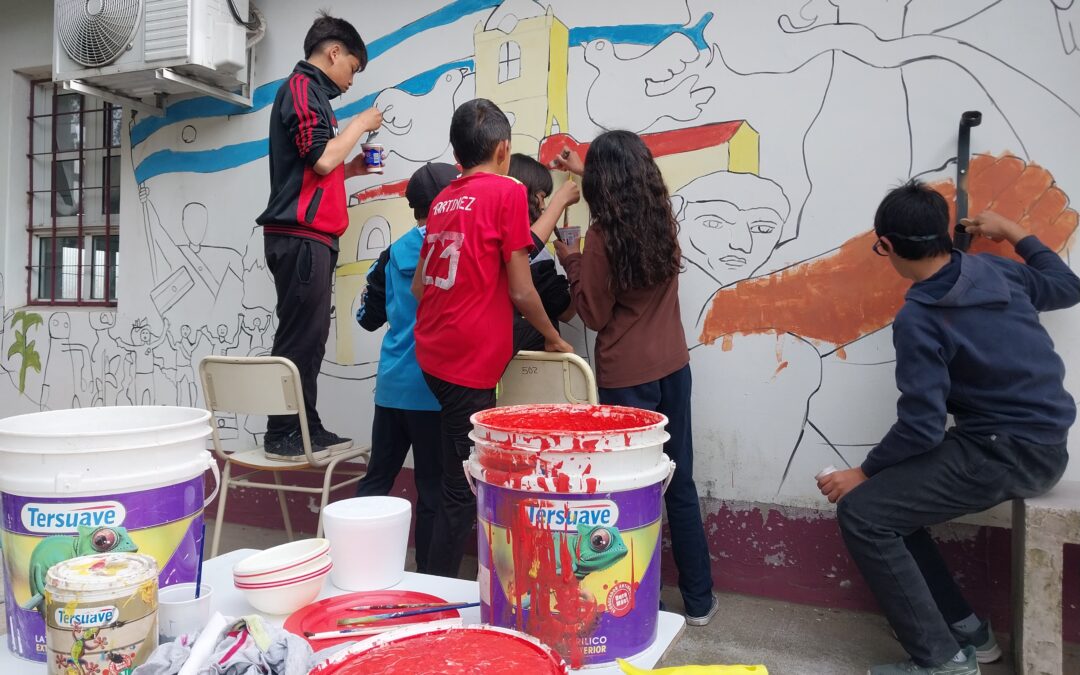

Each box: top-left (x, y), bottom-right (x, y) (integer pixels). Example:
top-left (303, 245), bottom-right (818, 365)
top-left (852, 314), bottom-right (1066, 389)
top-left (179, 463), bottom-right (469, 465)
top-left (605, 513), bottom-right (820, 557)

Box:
top-left (374, 226), bottom-right (440, 411)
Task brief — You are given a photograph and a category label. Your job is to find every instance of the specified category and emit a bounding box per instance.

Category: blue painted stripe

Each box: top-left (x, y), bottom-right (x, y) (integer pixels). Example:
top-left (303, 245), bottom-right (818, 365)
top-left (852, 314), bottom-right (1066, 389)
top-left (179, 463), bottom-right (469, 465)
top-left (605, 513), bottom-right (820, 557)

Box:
top-left (568, 12), bottom-right (713, 50)
top-left (130, 80), bottom-right (282, 147)
top-left (134, 139), bottom-right (267, 184)
top-left (336, 59), bottom-right (474, 120)
top-left (367, 0), bottom-right (501, 60)
top-left (133, 59), bottom-right (475, 183)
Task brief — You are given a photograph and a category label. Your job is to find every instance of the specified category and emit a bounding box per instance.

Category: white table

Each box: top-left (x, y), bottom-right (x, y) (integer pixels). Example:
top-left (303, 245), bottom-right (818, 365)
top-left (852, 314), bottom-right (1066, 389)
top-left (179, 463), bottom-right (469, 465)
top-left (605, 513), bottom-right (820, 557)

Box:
top-left (2, 548), bottom-right (686, 674)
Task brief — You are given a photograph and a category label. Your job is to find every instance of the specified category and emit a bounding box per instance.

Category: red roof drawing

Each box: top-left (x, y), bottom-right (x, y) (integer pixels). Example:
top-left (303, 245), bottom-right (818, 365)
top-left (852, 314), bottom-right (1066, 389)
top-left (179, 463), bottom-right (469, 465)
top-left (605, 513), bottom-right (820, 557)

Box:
top-left (349, 121), bottom-right (749, 205)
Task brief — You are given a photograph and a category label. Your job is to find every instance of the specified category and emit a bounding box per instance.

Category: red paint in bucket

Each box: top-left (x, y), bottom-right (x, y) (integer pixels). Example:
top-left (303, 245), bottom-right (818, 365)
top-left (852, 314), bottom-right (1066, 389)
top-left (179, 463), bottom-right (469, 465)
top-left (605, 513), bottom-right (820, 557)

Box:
top-left (311, 625), bottom-right (568, 674)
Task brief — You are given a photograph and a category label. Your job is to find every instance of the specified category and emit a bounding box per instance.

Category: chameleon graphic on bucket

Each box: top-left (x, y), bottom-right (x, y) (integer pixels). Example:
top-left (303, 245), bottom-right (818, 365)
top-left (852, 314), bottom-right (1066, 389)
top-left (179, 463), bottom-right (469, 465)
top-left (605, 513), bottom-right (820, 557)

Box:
top-left (22, 526), bottom-right (138, 617)
top-left (553, 525), bottom-right (628, 579)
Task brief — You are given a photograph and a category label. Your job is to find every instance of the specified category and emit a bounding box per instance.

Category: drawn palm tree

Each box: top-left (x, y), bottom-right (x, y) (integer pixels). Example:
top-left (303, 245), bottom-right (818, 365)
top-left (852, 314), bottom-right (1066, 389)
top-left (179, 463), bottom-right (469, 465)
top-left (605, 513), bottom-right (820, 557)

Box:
top-left (8, 310), bottom-right (43, 393)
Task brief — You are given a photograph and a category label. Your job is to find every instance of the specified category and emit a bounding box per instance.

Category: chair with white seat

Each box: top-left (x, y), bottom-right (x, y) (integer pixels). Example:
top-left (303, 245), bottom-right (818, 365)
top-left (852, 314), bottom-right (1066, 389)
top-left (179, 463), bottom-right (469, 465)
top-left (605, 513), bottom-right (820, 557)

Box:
top-left (198, 355), bottom-right (369, 558)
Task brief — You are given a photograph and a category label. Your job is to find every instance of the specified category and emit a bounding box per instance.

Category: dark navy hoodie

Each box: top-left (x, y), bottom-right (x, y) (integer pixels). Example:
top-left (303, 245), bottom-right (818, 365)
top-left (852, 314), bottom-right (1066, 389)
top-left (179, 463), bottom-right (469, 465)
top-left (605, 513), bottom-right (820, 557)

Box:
top-left (862, 236), bottom-right (1080, 476)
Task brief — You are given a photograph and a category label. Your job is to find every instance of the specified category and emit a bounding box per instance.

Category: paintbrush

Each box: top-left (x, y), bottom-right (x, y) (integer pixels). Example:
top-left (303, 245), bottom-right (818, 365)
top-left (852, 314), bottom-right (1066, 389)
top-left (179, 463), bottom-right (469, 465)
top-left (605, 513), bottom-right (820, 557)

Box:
top-left (346, 602), bottom-right (459, 612)
top-left (336, 602), bottom-right (479, 626)
top-left (305, 621), bottom-right (429, 641)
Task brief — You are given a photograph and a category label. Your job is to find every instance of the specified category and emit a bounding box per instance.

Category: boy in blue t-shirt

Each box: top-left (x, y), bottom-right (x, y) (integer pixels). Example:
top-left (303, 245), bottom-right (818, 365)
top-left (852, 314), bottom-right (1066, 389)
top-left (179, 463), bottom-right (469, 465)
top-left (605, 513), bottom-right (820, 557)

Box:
top-left (353, 162), bottom-right (458, 574)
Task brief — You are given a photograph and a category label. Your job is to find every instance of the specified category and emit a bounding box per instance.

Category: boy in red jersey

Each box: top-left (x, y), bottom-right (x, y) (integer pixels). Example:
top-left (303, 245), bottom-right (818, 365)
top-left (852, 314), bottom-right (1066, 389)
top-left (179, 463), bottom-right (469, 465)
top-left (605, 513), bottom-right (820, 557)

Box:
top-left (413, 98), bottom-right (572, 577)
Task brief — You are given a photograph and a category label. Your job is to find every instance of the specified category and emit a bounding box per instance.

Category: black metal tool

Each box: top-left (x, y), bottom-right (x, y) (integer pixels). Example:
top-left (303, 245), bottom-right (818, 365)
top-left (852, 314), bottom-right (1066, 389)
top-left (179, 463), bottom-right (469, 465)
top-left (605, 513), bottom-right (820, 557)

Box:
top-left (953, 110), bottom-right (982, 251)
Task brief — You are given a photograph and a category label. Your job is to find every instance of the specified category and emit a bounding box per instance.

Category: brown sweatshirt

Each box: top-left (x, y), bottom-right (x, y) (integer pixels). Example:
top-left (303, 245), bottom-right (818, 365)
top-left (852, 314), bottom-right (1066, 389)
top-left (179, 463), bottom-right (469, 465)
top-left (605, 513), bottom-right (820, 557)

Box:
top-left (561, 227), bottom-right (689, 388)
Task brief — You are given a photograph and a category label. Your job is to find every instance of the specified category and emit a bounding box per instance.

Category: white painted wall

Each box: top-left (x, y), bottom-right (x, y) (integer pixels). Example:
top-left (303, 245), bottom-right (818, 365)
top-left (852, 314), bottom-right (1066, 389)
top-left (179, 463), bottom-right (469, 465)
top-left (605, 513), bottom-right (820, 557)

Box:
top-left (2, 0), bottom-right (1078, 510)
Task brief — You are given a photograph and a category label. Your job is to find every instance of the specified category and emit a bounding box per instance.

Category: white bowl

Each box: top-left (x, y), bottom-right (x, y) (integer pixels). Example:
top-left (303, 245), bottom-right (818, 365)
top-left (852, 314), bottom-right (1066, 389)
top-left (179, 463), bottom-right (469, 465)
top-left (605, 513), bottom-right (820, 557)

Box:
top-left (235, 564), bottom-right (331, 615)
top-left (233, 553), bottom-right (331, 585)
top-left (233, 538), bottom-right (329, 579)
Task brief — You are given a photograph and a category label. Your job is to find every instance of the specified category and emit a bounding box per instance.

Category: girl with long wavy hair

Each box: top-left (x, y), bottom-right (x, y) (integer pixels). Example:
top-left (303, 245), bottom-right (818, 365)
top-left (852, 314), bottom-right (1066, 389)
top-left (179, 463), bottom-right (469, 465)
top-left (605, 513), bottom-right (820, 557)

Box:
top-left (553, 130), bottom-right (717, 625)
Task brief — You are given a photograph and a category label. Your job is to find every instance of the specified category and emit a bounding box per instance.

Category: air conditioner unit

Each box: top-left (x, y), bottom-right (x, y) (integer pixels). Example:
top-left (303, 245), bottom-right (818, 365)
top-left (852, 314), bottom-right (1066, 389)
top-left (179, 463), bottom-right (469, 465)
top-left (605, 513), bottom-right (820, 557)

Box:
top-left (53, 0), bottom-right (252, 112)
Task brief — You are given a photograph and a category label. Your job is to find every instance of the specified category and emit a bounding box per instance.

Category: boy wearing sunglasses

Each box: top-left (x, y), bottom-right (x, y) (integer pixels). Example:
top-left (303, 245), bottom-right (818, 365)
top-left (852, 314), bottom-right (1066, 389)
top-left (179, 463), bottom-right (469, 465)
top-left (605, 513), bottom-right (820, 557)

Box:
top-left (818, 180), bottom-right (1079, 674)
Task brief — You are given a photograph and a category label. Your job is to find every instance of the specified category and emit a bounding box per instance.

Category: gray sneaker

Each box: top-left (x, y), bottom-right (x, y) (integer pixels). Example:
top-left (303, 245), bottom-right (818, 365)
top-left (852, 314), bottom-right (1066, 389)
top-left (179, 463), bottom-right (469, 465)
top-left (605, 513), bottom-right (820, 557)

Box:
top-left (952, 620), bottom-right (1001, 664)
top-left (685, 594), bottom-right (719, 627)
top-left (868, 646), bottom-right (979, 675)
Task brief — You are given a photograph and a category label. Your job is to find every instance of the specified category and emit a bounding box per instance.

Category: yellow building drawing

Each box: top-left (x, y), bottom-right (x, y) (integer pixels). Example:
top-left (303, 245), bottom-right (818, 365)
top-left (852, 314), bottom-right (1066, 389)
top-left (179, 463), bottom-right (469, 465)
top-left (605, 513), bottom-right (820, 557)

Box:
top-left (474, 1), bottom-right (569, 156)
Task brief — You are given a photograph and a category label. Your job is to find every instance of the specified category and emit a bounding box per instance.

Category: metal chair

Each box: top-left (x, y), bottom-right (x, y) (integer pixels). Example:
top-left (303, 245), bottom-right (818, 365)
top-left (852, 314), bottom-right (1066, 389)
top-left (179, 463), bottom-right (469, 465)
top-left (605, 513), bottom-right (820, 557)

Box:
top-left (497, 350), bottom-right (598, 406)
top-left (198, 356), bottom-right (369, 558)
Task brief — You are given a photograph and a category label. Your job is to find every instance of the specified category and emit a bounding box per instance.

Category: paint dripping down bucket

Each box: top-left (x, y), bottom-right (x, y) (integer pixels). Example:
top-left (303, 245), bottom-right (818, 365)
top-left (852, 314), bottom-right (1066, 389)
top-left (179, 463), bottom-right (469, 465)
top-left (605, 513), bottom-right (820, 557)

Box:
top-left (466, 404), bottom-right (675, 668)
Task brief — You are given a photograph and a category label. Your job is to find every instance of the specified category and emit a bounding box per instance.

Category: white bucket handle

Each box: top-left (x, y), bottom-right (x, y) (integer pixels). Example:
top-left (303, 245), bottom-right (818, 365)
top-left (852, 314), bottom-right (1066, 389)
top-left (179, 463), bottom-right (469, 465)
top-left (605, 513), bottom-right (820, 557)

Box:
top-left (463, 460), bottom-right (477, 496)
top-left (203, 460), bottom-right (221, 509)
top-left (661, 460), bottom-right (676, 495)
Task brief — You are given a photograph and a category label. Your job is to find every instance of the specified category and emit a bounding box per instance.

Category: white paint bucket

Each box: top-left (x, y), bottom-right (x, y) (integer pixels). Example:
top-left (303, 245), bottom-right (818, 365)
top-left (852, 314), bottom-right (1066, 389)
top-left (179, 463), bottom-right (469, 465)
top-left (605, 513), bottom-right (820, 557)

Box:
top-left (0, 406), bottom-right (216, 662)
top-left (322, 497), bottom-right (412, 591)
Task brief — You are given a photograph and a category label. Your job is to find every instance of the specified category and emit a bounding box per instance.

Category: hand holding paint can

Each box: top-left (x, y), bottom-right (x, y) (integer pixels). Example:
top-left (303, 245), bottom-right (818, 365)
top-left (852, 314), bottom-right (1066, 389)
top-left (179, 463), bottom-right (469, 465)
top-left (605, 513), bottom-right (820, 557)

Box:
top-left (556, 226), bottom-right (581, 250)
top-left (361, 143), bottom-right (385, 174)
top-left (815, 465), bottom-right (839, 481)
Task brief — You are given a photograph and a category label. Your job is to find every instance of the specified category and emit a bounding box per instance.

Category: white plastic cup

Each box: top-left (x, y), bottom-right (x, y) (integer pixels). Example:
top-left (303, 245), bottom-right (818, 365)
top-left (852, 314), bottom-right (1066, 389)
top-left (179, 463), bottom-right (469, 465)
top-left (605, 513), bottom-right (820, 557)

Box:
top-left (815, 465), bottom-right (839, 480)
top-left (322, 496), bottom-right (412, 591)
top-left (158, 582), bottom-right (213, 642)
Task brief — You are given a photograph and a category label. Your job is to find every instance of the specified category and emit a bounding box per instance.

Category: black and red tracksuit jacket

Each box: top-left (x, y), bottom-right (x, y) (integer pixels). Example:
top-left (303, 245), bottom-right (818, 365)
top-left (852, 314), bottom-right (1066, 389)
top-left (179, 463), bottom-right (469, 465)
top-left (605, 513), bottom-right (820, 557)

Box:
top-left (256, 61), bottom-right (347, 250)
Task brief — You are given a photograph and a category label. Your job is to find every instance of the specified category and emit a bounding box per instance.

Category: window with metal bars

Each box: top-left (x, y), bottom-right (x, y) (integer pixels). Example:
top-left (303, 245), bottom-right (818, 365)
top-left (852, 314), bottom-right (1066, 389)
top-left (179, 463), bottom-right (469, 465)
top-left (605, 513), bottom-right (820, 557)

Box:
top-left (27, 80), bottom-right (120, 306)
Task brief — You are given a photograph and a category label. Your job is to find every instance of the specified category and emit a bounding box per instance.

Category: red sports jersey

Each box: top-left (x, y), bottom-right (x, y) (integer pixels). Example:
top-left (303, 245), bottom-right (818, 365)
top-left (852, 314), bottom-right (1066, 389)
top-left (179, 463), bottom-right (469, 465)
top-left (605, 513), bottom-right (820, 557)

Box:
top-left (415, 172), bottom-right (533, 389)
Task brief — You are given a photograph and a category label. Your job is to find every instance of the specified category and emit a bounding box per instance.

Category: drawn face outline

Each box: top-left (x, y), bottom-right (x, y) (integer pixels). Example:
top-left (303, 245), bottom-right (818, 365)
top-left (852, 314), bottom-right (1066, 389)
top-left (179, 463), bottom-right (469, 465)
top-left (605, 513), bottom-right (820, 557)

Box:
top-left (680, 199), bottom-right (785, 285)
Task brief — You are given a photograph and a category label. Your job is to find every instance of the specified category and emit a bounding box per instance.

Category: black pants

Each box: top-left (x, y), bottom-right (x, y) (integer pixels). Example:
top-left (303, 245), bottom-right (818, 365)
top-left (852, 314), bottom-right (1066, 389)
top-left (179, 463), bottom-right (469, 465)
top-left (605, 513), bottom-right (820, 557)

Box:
top-left (837, 429), bottom-right (1067, 666)
top-left (355, 406), bottom-right (443, 573)
top-left (264, 235), bottom-right (336, 438)
top-left (422, 372), bottom-right (496, 578)
top-left (599, 364), bottom-right (715, 617)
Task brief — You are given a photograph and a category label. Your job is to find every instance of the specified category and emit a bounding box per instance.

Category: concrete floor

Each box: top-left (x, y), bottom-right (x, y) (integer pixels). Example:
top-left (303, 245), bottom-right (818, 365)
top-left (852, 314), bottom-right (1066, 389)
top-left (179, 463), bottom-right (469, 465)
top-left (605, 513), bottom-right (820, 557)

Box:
top-left (209, 522), bottom-right (1078, 674)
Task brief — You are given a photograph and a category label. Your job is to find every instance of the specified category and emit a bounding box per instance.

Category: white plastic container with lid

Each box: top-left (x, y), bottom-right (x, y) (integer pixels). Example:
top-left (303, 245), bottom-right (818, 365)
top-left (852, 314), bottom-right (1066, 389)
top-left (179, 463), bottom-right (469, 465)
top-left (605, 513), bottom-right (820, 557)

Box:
top-left (45, 553), bottom-right (159, 675)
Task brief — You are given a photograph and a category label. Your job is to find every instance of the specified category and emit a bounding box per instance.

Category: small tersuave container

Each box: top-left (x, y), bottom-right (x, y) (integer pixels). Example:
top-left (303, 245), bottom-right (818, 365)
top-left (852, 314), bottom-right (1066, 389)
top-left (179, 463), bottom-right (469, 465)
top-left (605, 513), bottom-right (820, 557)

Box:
top-left (361, 143), bottom-right (385, 173)
top-left (45, 553), bottom-right (159, 675)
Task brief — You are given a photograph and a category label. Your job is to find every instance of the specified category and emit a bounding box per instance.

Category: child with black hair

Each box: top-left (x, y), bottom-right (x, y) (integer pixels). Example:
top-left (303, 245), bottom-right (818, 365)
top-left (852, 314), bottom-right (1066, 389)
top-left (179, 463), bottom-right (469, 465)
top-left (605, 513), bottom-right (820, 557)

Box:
top-left (817, 181), bottom-right (1080, 674)
top-left (413, 98), bottom-right (573, 578)
top-left (352, 163), bottom-right (459, 575)
top-left (552, 131), bottom-right (717, 626)
top-left (507, 153), bottom-right (579, 351)
top-left (256, 11), bottom-right (382, 460)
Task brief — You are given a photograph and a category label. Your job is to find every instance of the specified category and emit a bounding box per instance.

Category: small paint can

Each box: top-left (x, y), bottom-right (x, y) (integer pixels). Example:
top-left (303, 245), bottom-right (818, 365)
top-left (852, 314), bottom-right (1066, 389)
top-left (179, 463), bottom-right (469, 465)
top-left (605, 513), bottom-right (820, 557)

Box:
top-left (556, 226), bottom-right (580, 250)
top-left (361, 143), bottom-right (385, 173)
top-left (45, 553), bottom-right (159, 675)
top-left (815, 465), bottom-right (839, 480)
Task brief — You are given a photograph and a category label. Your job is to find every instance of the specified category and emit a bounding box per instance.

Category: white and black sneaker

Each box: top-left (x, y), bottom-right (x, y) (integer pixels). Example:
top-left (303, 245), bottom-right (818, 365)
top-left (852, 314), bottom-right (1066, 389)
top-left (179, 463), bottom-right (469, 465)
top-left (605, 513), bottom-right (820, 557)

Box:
top-left (263, 431), bottom-right (329, 463)
top-left (310, 427), bottom-right (353, 453)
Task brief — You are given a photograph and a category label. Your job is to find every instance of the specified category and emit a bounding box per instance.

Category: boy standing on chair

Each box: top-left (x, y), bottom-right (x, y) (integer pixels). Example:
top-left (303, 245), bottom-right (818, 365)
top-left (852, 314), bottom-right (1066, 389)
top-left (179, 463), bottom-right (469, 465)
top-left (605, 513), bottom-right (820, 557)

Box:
top-left (255, 12), bottom-right (382, 461)
top-left (818, 181), bottom-right (1079, 674)
top-left (412, 98), bottom-right (573, 578)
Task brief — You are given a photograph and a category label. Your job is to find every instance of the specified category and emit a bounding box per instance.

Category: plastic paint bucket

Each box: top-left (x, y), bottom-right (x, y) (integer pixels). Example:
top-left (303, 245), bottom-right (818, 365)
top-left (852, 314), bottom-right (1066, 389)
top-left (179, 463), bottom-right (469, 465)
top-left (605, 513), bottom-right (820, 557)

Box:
top-left (0, 406), bottom-right (216, 662)
top-left (322, 497), bottom-right (411, 591)
top-left (310, 621), bottom-right (569, 674)
top-left (467, 404), bottom-right (674, 669)
top-left (44, 553), bottom-right (159, 675)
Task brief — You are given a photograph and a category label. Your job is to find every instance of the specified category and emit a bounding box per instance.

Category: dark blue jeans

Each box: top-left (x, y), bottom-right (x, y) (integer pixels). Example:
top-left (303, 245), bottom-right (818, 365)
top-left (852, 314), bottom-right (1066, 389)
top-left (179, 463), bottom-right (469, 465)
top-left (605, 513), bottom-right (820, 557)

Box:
top-left (837, 429), bottom-right (1067, 665)
top-left (355, 405), bottom-right (443, 573)
top-left (599, 364), bottom-right (715, 617)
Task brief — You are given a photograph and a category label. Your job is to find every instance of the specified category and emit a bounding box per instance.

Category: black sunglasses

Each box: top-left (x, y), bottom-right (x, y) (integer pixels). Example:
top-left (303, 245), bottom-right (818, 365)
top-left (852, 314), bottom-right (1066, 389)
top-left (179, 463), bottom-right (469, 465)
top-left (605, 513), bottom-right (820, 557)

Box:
top-left (872, 232), bottom-right (942, 257)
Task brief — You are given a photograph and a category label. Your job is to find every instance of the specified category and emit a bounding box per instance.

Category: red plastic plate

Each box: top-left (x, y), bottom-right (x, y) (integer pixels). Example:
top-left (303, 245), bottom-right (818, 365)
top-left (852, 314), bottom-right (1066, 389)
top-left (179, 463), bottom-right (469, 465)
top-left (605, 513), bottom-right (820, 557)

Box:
top-left (283, 590), bottom-right (460, 650)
